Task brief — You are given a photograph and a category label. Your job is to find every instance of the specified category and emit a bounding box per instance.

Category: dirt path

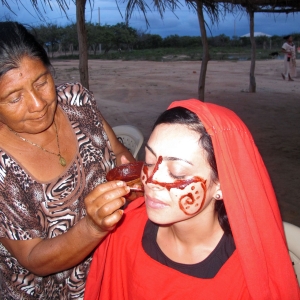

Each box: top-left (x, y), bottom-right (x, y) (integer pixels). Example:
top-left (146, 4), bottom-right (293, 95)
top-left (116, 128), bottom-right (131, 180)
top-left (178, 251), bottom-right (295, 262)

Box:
top-left (52, 59), bottom-right (300, 226)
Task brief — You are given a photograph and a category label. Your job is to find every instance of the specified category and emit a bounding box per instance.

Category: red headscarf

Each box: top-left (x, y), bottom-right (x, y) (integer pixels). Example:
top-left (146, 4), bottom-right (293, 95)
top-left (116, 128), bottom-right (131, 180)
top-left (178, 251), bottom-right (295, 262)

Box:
top-left (168, 99), bottom-right (299, 299)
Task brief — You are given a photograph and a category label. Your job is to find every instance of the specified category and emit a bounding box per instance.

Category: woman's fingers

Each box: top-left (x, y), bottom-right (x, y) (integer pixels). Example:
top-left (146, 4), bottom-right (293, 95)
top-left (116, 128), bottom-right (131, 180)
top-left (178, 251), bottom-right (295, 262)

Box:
top-left (85, 180), bottom-right (127, 203)
top-left (96, 208), bottom-right (124, 231)
top-left (120, 154), bottom-right (130, 165)
top-left (84, 181), bottom-right (130, 233)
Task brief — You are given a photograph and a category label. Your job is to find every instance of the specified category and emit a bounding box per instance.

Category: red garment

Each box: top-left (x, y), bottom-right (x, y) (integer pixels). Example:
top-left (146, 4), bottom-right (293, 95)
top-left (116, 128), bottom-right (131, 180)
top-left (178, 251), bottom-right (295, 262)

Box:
top-left (85, 100), bottom-right (300, 300)
top-left (86, 198), bottom-right (251, 299)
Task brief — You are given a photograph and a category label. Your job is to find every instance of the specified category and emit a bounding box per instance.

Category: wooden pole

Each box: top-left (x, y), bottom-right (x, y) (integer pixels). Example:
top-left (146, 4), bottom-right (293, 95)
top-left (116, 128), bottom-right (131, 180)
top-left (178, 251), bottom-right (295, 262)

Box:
top-left (248, 7), bottom-right (256, 93)
top-left (196, 0), bottom-right (209, 101)
top-left (76, 0), bottom-right (89, 89)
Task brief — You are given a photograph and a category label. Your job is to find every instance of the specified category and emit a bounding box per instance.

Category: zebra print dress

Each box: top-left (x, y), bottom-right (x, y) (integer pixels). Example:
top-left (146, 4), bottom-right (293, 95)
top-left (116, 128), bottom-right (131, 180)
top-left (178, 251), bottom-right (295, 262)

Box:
top-left (0, 82), bottom-right (116, 299)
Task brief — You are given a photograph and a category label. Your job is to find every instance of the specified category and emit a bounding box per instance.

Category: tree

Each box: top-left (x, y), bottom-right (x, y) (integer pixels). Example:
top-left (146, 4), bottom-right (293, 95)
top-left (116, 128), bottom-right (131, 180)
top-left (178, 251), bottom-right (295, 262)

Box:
top-left (98, 25), bottom-right (116, 53)
top-left (63, 23), bottom-right (79, 55)
top-left (76, 0), bottom-right (89, 89)
top-left (112, 23), bottom-right (138, 50)
top-left (32, 24), bottom-right (62, 58)
top-left (163, 34), bottom-right (181, 47)
top-left (86, 22), bottom-right (102, 55)
top-left (136, 33), bottom-right (163, 49)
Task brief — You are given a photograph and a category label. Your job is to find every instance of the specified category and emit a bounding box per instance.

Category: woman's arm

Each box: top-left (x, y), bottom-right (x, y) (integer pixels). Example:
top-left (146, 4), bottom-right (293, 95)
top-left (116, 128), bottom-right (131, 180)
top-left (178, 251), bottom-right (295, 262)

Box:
top-left (0, 180), bottom-right (129, 276)
top-left (282, 43), bottom-right (292, 54)
top-left (102, 118), bottom-right (136, 165)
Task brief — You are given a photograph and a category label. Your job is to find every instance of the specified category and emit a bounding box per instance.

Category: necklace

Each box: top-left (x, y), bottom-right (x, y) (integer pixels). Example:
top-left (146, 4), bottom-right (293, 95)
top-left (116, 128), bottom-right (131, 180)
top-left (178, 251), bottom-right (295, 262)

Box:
top-left (9, 121), bottom-right (67, 167)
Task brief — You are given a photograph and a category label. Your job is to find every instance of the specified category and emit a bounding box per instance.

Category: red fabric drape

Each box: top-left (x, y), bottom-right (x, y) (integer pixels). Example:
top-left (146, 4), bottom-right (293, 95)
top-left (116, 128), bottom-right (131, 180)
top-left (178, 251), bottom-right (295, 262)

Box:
top-left (168, 100), bottom-right (299, 299)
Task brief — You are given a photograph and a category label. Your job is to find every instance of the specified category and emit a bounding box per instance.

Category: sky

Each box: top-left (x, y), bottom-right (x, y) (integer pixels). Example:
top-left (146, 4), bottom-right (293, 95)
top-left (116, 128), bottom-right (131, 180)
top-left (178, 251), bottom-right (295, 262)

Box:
top-left (1, 0), bottom-right (299, 38)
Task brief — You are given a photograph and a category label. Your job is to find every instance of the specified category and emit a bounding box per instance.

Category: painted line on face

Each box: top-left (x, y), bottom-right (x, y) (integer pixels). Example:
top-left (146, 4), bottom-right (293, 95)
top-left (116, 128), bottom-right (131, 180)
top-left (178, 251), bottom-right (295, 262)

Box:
top-left (142, 156), bottom-right (207, 215)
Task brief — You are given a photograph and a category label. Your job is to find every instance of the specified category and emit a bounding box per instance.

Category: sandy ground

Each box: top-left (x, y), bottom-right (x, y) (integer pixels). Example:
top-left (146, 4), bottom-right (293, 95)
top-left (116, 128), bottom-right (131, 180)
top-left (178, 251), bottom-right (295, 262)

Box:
top-left (52, 58), bottom-right (300, 227)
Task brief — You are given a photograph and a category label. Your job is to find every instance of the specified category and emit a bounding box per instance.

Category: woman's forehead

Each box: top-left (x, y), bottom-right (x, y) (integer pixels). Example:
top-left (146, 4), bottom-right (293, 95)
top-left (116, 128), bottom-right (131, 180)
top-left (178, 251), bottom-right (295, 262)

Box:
top-left (148, 124), bottom-right (202, 156)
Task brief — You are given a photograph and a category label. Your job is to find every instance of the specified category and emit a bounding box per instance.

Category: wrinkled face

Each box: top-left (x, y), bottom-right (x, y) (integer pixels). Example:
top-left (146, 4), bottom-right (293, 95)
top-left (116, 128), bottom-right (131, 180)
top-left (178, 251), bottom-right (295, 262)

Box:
top-left (142, 123), bottom-right (221, 225)
top-left (0, 56), bottom-right (57, 134)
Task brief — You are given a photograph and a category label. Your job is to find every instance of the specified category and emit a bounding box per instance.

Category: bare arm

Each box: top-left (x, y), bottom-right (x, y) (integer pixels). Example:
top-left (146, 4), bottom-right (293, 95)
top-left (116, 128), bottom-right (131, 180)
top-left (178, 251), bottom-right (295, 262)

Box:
top-left (282, 48), bottom-right (290, 54)
top-left (102, 118), bottom-right (136, 165)
top-left (282, 43), bottom-right (292, 54)
top-left (0, 180), bottom-right (129, 276)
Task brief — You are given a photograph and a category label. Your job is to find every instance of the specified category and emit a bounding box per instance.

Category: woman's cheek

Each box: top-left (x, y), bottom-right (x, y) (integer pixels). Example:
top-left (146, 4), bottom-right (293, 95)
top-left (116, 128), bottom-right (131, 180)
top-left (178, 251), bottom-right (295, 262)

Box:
top-left (170, 181), bottom-right (207, 215)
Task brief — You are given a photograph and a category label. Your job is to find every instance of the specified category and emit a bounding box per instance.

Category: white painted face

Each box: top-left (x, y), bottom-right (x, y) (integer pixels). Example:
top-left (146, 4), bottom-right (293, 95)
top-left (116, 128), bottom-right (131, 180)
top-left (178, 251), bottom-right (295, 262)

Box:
top-left (142, 123), bottom-right (222, 225)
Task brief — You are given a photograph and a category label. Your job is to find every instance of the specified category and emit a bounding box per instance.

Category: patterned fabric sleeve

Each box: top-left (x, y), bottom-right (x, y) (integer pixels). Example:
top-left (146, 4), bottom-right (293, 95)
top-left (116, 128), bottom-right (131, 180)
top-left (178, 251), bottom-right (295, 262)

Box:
top-left (56, 82), bottom-right (104, 129)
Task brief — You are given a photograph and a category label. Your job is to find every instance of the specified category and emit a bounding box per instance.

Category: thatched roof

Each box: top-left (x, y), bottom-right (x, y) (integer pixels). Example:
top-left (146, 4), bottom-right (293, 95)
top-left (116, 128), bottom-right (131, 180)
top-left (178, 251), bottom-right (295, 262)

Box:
top-left (212, 0), bottom-right (300, 12)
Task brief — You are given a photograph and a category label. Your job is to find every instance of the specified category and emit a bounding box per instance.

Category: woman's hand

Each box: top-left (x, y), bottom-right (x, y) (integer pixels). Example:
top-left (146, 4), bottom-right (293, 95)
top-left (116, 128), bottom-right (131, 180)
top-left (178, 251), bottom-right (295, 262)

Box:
top-left (120, 154), bottom-right (130, 165)
top-left (84, 180), bottom-right (130, 236)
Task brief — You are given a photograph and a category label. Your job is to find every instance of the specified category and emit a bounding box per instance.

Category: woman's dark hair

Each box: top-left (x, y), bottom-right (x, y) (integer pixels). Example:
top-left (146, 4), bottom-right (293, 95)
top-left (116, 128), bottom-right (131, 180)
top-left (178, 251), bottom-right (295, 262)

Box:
top-left (0, 22), bottom-right (52, 78)
top-left (153, 107), bottom-right (232, 235)
top-left (283, 35), bottom-right (292, 40)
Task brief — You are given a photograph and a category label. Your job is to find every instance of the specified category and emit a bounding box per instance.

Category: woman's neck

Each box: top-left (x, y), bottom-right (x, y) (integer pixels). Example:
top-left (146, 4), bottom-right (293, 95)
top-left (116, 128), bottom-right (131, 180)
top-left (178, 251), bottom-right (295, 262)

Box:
top-left (156, 209), bottom-right (224, 264)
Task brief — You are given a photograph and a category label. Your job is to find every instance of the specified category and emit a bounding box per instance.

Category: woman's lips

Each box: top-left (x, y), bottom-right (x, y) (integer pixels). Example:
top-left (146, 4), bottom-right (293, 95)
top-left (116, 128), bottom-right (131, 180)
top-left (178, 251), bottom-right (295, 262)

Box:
top-left (145, 195), bottom-right (168, 209)
top-left (34, 111), bottom-right (47, 120)
top-left (31, 108), bottom-right (49, 121)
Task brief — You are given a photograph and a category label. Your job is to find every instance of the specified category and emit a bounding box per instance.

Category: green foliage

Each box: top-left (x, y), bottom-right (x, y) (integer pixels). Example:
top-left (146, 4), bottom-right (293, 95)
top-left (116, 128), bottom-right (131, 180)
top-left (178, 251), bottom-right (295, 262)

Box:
top-left (30, 24), bottom-right (62, 58)
top-left (60, 23), bottom-right (78, 55)
top-left (136, 33), bottom-right (163, 49)
top-left (25, 21), bottom-right (299, 61)
top-left (208, 34), bottom-right (230, 47)
top-left (84, 22), bottom-right (138, 53)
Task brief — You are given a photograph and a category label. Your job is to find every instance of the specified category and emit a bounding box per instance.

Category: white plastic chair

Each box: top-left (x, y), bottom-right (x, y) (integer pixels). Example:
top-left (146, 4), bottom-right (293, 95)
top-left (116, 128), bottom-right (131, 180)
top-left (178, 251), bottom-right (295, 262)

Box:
top-left (112, 125), bottom-right (144, 159)
top-left (283, 221), bottom-right (300, 285)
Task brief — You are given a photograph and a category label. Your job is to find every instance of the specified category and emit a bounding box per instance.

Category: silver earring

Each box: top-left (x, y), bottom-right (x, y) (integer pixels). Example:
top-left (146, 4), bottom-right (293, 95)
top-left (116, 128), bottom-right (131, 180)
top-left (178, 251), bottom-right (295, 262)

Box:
top-left (215, 194), bottom-right (221, 200)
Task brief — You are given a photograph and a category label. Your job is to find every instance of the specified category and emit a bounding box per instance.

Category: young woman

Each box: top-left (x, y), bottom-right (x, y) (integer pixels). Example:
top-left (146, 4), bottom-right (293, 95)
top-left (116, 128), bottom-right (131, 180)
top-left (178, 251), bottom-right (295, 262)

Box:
top-left (85, 99), bottom-right (299, 299)
top-left (281, 35), bottom-right (297, 81)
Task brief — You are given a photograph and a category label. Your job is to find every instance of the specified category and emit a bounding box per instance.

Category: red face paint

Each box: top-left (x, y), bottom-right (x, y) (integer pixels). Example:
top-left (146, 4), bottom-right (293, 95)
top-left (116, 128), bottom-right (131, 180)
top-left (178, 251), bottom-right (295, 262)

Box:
top-left (143, 156), bottom-right (207, 215)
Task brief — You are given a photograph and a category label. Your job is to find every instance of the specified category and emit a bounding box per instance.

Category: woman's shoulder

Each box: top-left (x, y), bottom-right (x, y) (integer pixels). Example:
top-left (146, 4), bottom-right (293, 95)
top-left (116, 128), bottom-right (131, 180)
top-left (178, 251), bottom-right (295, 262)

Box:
top-left (0, 150), bottom-right (25, 182)
top-left (56, 82), bottom-right (96, 107)
top-left (0, 150), bottom-right (9, 186)
top-left (282, 42), bottom-right (289, 48)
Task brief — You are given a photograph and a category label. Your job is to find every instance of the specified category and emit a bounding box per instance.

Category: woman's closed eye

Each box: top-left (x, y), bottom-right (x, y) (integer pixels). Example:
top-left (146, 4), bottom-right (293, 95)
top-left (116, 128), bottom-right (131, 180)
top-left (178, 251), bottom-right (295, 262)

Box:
top-left (11, 98), bottom-right (21, 104)
top-left (169, 172), bottom-right (186, 180)
top-left (35, 80), bottom-right (48, 90)
top-left (7, 93), bottom-right (22, 104)
top-left (144, 162), bottom-right (186, 180)
top-left (144, 162), bottom-right (154, 168)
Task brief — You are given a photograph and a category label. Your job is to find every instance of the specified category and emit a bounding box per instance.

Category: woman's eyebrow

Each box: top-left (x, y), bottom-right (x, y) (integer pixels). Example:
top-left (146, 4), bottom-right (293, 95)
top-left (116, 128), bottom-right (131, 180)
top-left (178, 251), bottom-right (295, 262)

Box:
top-left (33, 70), bottom-right (50, 82)
top-left (1, 71), bottom-right (49, 99)
top-left (145, 144), bottom-right (193, 165)
top-left (145, 144), bottom-right (156, 156)
top-left (165, 157), bottom-right (193, 165)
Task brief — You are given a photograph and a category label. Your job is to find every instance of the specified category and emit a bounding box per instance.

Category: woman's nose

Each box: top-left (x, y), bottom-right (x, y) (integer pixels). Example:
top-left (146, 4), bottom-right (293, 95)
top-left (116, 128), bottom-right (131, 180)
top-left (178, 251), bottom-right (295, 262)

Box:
top-left (146, 159), bottom-right (166, 186)
top-left (27, 90), bottom-right (46, 112)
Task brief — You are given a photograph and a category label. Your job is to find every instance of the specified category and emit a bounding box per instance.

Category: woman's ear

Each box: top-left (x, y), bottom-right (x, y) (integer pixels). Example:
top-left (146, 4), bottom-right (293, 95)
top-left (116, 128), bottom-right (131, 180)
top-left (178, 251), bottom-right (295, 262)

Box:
top-left (214, 183), bottom-right (223, 200)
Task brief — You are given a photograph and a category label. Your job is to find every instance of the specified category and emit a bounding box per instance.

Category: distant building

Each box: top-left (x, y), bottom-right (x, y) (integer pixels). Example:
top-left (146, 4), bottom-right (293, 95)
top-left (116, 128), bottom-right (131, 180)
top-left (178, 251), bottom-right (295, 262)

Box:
top-left (240, 32), bottom-right (272, 37)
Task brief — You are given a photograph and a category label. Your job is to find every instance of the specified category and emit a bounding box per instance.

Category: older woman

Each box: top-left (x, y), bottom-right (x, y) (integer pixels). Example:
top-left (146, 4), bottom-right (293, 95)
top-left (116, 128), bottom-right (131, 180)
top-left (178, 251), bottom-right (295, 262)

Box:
top-left (0, 22), bottom-right (134, 299)
top-left (85, 100), bottom-right (299, 299)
